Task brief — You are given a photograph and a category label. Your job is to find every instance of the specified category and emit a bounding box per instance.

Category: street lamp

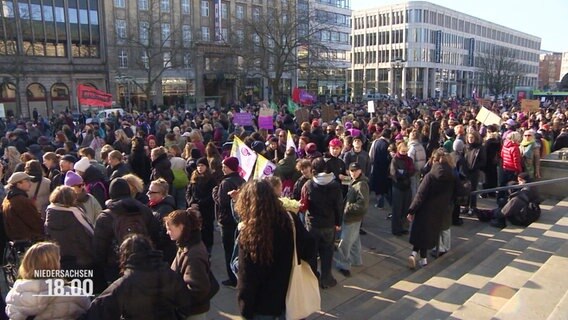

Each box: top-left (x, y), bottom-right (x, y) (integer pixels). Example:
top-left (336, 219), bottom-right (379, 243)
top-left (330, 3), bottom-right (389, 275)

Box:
top-left (391, 58), bottom-right (405, 99)
top-left (114, 75), bottom-right (133, 112)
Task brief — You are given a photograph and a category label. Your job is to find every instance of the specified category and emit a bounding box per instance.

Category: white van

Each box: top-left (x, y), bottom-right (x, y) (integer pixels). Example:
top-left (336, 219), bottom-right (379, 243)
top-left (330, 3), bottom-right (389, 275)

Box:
top-left (97, 108), bottom-right (126, 119)
top-left (363, 93), bottom-right (389, 101)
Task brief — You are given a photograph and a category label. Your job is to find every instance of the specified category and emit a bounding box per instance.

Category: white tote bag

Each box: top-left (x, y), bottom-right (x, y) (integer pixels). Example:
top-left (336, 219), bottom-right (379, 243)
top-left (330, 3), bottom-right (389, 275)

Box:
top-left (285, 212), bottom-right (321, 320)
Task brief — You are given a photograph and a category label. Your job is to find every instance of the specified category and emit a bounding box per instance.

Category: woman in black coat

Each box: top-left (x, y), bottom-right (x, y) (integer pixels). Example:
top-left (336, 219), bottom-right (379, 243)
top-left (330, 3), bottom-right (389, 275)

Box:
top-left (87, 235), bottom-right (192, 320)
top-left (150, 147), bottom-right (174, 190)
top-left (185, 157), bottom-right (217, 254)
top-left (236, 179), bottom-right (314, 319)
top-left (407, 149), bottom-right (455, 269)
top-left (128, 137), bottom-right (152, 185)
top-left (464, 131), bottom-right (486, 211)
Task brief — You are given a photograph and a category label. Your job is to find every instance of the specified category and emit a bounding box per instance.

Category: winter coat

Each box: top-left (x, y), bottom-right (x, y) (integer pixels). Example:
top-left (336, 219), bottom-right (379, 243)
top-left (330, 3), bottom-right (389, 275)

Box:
top-left (83, 165), bottom-right (108, 208)
top-left (45, 204), bottom-right (95, 268)
top-left (343, 149), bottom-right (372, 177)
top-left (112, 139), bottom-right (131, 155)
top-left (502, 186), bottom-right (541, 226)
top-left (408, 162), bottom-right (455, 249)
top-left (171, 233), bottom-right (212, 315)
top-left (109, 162), bottom-right (131, 181)
top-left (89, 159), bottom-right (108, 180)
top-left (408, 140), bottom-right (427, 174)
top-left (274, 155), bottom-right (300, 181)
top-left (128, 151), bottom-right (152, 185)
top-left (344, 175), bottom-right (370, 224)
top-left (520, 141), bottom-right (541, 179)
top-left (151, 153), bottom-right (174, 187)
top-left (50, 170), bottom-right (68, 192)
top-left (389, 153), bottom-right (415, 190)
top-left (552, 132), bottom-right (568, 152)
top-left (324, 154), bottom-right (347, 184)
top-left (93, 197), bottom-right (161, 274)
top-left (501, 139), bottom-right (522, 173)
top-left (300, 173), bottom-right (343, 229)
top-left (369, 137), bottom-right (392, 194)
top-left (464, 142), bottom-right (487, 173)
top-left (186, 174), bottom-right (216, 224)
top-left (213, 172), bottom-right (245, 227)
top-left (484, 137), bottom-right (502, 170)
top-left (87, 250), bottom-right (192, 320)
top-left (292, 176), bottom-right (310, 201)
top-left (6, 279), bottom-right (90, 320)
top-left (238, 212), bottom-right (314, 319)
top-left (76, 192), bottom-right (102, 226)
top-left (150, 195), bottom-right (177, 264)
top-left (27, 177), bottom-right (51, 219)
top-left (1, 186), bottom-right (43, 241)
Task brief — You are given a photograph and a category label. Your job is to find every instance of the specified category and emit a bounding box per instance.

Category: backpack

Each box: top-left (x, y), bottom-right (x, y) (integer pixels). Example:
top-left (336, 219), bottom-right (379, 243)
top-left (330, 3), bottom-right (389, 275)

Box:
top-left (172, 168), bottom-right (190, 189)
top-left (86, 181), bottom-right (109, 200)
top-left (110, 211), bottom-right (149, 248)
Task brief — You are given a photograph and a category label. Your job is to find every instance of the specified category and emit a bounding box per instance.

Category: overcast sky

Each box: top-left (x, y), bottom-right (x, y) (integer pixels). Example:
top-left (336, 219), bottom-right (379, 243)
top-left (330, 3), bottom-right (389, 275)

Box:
top-left (350, 0), bottom-right (567, 53)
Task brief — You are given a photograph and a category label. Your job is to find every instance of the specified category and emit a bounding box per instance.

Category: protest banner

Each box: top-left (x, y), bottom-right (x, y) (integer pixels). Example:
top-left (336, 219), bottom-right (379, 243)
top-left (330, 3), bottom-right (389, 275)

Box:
top-left (521, 99), bottom-right (540, 113)
top-left (476, 106), bottom-right (501, 126)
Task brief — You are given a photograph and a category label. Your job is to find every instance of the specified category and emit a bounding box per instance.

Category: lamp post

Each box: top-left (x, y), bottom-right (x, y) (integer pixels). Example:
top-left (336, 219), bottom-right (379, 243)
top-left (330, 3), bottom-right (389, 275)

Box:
top-left (391, 58), bottom-right (405, 99)
top-left (114, 75), bottom-right (133, 112)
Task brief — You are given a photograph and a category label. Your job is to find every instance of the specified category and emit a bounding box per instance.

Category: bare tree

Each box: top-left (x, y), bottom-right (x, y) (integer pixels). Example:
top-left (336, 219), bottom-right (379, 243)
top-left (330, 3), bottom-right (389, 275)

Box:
top-left (229, 2), bottom-right (335, 101)
top-left (113, 0), bottom-right (189, 108)
top-left (476, 47), bottom-right (525, 96)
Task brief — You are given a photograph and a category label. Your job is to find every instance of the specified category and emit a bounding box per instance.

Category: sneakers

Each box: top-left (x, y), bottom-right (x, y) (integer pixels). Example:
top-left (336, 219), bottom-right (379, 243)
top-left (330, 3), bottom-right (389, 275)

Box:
top-left (221, 279), bottom-right (237, 288)
top-left (430, 250), bottom-right (447, 258)
top-left (419, 258), bottom-right (428, 267)
top-left (338, 268), bottom-right (351, 277)
top-left (359, 228), bottom-right (367, 235)
top-left (408, 254), bottom-right (417, 269)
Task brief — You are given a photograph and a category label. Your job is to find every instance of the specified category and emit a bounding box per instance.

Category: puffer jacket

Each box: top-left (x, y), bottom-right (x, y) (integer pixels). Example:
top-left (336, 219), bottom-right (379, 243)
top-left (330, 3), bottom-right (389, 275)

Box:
top-left (6, 279), bottom-right (90, 320)
top-left (501, 139), bottom-right (522, 173)
top-left (408, 140), bottom-right (427, 174)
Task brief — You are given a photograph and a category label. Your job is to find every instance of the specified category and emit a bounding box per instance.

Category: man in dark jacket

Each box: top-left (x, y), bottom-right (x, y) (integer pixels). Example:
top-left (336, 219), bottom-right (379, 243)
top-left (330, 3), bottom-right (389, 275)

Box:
top-left (2, 172), bottom-right (44, 241)
top-left (93, 178), bottom-right (161, 284)
top-left (107, 150), bottom-right (131, 181)
top-left (75, 158), bottom-right (108, 208)
top-left (51, 154), bottom-right (76, 191)
top-left (335, 163), bottom-right (369, 277)
top-left (300, 157), bottom-right (343, 288)
top-left (212, 156), bottom-right (245, 288)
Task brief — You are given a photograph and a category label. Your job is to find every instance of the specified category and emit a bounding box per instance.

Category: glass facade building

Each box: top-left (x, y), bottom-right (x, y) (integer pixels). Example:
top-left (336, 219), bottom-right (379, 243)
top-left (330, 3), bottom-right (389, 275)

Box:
top-left (0, 0), bottom-right (106, 116)
top-left (350, 1), bottom-right (541, 99)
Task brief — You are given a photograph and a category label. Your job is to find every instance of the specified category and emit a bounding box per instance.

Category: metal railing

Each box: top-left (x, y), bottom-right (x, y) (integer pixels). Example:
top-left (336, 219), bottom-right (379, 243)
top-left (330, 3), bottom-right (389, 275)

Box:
top-left (470, 176), bottom-right (568, 195)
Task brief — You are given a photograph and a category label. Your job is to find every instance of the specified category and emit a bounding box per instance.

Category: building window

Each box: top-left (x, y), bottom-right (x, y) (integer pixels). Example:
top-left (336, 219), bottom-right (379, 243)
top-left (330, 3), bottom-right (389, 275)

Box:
top-left (221, 2), bottom-right (228, 19)
top-left (201, 26), bottom-right (210, 41)
top-left (181, 0), bottom-right (190, 14)
top-left (183, 25), bottom-right (192, 47)
top-left (236, 4), bottom-right (244, 19)
top-left (163, 52), bottom-right (172, 68)
top-left (114, 0), bottom-right (125, 8)
top-left (201, 0), bottom-right (209, 17)
top-left (161, 0), bottom-right (170, 12)
top-left (252, 6), bottom-right (260, 19)
top-left (119, 49), bottom-right (128, 68)
top-left (236, 29), bottom-right (244, 42)
top-left (184, 53), bottom-right (192, 69)
top-left (162, 23), bottom-right (170, 43)
top-left (139, 21), bottom-right (149, 45)
top-left (141, 52), bottom-right (149, 69)
top-left (139, 0), bottom-right (148, 10)
top-left (221, 28), bottom-right (228, 41)
top-left (116, 19), bottom-right (127, 39)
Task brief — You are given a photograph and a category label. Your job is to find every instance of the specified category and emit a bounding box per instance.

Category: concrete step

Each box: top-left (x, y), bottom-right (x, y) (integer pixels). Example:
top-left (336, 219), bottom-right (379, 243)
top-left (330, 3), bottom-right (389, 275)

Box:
top-left (409, 199), bottom-right (568, 320)
top-left (372, 225), bottom-right (527, 320)
top-left (448, 201), bottom-right (568, 319)
top-left (546, 290), bottom-right (568, 320)
top-left (492, 223), bottom-right (568, 319)
top-left (318, 220), bottom-right (497, 319)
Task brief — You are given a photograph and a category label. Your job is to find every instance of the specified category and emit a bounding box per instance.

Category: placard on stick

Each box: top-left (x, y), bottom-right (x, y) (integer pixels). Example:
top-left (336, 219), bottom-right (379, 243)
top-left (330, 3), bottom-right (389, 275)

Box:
top-left (321, 105), bottom-right (335, 123)
top-left (367, 101), bottom-right (375, 113)
top-left (475, 106), bottom-right (501, 126)
top-left (521, 99), bottom-right (540, 113)
top-left (294, 109), bottom-right (309, 125)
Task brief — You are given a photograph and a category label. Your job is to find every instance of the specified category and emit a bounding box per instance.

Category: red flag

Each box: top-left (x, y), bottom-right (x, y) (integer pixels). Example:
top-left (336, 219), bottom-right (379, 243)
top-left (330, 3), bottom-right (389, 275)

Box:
top-left (77, 84), bottom-right (113, 107)
top-left (292, 87), bottom-right (301, 103)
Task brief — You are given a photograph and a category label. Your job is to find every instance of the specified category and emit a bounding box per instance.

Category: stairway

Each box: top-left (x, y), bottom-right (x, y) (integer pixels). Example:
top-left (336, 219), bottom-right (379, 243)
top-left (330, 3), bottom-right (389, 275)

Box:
top-left (318, 197), bottom-right (568, 320)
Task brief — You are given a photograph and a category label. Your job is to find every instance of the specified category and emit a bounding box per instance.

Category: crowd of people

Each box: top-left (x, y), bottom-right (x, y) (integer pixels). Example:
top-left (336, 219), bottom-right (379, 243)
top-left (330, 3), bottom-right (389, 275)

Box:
top-left (0, 96), bottom-right (565, 319)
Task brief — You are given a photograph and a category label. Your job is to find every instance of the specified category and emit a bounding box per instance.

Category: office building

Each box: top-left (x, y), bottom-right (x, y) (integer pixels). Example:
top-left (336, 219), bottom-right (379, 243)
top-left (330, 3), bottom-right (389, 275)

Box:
top-left (538, 52), bottom-right (562, 90)
top-left (0, 0), bottom-right (106, 117)
top-left (350, 1), bottom-right (541, 99)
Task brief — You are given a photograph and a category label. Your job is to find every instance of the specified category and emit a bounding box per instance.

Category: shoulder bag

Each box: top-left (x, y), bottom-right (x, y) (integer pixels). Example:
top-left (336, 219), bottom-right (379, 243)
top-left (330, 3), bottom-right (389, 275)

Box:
top-left (285, 212), bottom-right (320, 320)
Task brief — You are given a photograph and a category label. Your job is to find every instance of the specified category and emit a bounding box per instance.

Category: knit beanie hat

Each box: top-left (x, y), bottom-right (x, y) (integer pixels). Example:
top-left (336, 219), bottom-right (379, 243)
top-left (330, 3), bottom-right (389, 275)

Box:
top-left (196, 157), bottom-right (209, 168)
top-left (109, 178), bottom-right (131, 200)
top-left (64, 171), bottom-right (84, 187)
top-left (74, 157), bottom-right (91, 173)
top-left (453, 139), bottom-right (465, 153)
top-left (222, 157), bottom-right (239, 172)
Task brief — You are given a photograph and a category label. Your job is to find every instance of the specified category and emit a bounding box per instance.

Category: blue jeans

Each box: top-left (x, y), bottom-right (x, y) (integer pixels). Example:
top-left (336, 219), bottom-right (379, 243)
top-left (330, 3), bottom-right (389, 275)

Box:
top-left (335, 220), bottom-right (362, 270)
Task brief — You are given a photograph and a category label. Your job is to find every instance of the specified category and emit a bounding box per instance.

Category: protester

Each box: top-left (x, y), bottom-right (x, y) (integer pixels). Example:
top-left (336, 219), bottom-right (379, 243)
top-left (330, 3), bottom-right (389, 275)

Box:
top-left (2, 172), bottom-right (44, 241)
